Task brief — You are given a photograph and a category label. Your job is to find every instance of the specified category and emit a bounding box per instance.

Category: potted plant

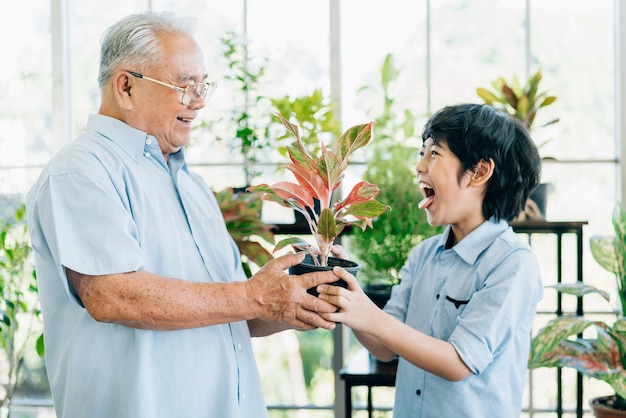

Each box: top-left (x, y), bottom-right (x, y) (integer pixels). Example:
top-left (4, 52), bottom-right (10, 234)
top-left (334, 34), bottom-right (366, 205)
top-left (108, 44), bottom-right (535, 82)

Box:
top-left (269, 89), bottom-right (341, 159)
top-left (214, 188), bottom-right (275, 278)
top-left (349, 53), bottom-right (443, 307)
top-left (527, 202), bottom-right (626, 416)
top-left (476, 69), bottom-right (559, 219)
top-left (249, 112), bottom-right (389, 291)
top-left (201, 31), bottom-right (272, 188)
top-left (0, 202), bottom-right (45, 415)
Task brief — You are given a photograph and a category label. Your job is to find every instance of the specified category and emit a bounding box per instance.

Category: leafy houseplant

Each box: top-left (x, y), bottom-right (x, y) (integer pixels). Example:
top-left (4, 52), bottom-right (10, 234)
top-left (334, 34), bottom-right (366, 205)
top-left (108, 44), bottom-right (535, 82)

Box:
top-left (477, 69), bottom-right (559, 220)
top-left (214, 188), bottom-right (275, 278)
top-left (528, 202), bottom-right (626, 413)
top-left (0, 203), bottom-right (44, 414)
top-left (249, 112), bottom-right (389, 268)
top-left (269, 89), bottom-right (341, 159)
top-left (210, 31), bottom-right (271, 187)
top-left (350, 53), bottom-right (443, 307)
top-left (476, 69), bottom-right (559, 134)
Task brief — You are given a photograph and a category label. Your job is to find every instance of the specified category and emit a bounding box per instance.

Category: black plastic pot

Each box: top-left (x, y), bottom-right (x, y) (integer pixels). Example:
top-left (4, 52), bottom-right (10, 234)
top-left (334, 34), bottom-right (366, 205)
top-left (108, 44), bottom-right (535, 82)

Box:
top-left (289, 254), bottom-right (360, 296)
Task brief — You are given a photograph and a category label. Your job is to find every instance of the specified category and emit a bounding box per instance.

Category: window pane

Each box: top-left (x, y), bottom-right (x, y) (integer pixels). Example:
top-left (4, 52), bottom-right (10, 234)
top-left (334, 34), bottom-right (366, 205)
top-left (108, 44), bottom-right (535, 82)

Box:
top-left (341, 0), bottom-right (429, 129)
top-left (430, 0), bottom-right (526, 111)
top-left (0, 1), bottom-right (52, 195)
top-left (530, 0), bottom-right (614, 160)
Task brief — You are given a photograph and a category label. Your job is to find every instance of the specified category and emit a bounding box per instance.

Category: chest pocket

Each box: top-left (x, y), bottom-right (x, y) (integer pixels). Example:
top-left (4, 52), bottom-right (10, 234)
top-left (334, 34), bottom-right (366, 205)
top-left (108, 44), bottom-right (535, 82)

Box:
top-left (431, 291), bottom-right (471, 340)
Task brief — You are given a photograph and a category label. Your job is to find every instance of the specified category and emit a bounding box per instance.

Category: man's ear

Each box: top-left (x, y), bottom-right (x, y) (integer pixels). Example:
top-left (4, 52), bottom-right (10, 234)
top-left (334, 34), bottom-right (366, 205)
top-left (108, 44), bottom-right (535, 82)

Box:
top-left (111, 71), bottom-right (134, 110)
top-left (470, 158), bottom-right (495, 187)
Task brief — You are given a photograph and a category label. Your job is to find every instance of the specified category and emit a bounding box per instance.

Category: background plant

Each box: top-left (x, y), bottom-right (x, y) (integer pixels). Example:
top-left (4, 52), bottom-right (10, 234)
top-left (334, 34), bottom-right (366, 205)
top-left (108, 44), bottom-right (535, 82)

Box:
top-left (528, 202), bottom-right (626, 410)
top-left (350, 53), bottom-right (443, 288)
top-left (269, 89), bottom-right (341, 158)
top-left (211, 31), bottom-right (272, 186)
top-left (0, 203), bottom-right (44, 414)
top-left (476, 68), bottom-right (559, 133)
top-left (214, 188), bottom-right (275, 278)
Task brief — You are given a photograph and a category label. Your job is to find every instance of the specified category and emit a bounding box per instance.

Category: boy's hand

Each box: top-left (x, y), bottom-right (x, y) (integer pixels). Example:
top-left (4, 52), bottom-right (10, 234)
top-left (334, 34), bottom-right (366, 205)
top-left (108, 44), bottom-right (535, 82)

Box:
top-left (329, 244), bottom-right (349, 260)
top-left (316, 266), bottom-right (381, 331)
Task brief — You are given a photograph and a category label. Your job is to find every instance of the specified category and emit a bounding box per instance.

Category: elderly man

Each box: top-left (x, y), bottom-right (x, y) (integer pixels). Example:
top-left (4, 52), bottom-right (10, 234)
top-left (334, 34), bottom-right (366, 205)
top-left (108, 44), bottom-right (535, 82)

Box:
top-left (27, 11), bottom-right (339, 418)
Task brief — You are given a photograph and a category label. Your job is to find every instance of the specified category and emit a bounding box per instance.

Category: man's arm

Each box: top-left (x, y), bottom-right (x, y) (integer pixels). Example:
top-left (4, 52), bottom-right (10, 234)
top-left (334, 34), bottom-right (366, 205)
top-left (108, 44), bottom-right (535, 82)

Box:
top-left (68, 252), bottom-right (340, 332)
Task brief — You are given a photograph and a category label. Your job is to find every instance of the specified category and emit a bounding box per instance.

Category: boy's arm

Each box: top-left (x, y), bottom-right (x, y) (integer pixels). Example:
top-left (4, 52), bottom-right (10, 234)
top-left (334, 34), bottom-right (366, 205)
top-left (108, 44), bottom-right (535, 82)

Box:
top-left (318, 268), bottom-right (472, 382)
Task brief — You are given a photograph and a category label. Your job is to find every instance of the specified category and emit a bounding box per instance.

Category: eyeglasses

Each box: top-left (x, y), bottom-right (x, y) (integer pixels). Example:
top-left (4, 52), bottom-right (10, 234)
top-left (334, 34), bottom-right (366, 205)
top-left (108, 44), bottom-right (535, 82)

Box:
top-left (127, 71), bottom-right (217, 106)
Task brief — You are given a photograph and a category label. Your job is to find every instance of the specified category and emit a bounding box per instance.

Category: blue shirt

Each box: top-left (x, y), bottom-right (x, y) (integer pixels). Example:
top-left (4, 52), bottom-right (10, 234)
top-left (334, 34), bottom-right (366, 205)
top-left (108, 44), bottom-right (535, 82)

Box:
top-left (26, 114), bottom-right (267, 418)
top-left (384, 219), bottom-right (543, 418)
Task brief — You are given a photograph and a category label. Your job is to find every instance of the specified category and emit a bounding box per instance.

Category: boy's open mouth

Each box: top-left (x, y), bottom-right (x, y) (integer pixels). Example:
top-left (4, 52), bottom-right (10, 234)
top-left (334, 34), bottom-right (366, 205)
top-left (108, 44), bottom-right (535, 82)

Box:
top-left (419, 183), bottom-right (435, 209)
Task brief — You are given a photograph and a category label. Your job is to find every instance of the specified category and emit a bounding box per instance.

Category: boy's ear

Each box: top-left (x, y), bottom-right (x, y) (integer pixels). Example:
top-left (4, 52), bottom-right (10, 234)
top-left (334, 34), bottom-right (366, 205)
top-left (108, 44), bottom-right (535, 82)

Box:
top-left (470, 158), bottom-right (495, 186)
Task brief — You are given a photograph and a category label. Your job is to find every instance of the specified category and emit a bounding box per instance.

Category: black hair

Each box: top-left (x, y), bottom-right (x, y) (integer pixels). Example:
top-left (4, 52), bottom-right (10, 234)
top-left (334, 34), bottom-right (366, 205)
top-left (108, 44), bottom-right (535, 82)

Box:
top-left (421, 103), bottom-right (541, 221)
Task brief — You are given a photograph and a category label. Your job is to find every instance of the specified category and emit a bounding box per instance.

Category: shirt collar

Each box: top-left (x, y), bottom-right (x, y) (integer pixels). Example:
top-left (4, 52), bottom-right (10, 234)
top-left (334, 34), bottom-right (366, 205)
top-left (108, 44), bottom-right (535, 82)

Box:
top-left (87, 114), bottom-right (164, 165)
top-left (436, 217), bottom-right (510, 265)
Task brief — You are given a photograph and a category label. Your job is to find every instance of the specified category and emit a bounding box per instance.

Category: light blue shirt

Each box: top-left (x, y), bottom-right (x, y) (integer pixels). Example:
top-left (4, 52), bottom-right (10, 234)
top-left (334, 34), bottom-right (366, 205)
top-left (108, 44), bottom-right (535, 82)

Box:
top-left (384, 218), bottom-right (543, 418)
top-left (27, 114), bottom-right (267, 418)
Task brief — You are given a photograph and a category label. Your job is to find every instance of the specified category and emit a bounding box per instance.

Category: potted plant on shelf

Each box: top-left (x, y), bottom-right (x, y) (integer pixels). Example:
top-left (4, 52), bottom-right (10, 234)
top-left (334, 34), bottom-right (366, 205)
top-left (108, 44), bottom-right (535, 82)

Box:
top-left (476, 69), bottom-right (559, 220)
top-left (249, 112), bottom-right (389, 293)
top-left (214, 188), bottom-right (275, 278)
top-left (349, 53), bottom-right (443, 308)
top-left (527, 202), bottom-right (626, 416)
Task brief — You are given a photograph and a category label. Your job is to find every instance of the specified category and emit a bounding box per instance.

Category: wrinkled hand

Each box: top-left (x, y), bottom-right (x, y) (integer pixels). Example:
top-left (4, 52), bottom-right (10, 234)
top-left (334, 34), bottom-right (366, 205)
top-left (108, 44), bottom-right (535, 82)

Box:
top-left (316, 266), bottom-right (380, 331)
top-left (245, 252), bottom-right (341, 331)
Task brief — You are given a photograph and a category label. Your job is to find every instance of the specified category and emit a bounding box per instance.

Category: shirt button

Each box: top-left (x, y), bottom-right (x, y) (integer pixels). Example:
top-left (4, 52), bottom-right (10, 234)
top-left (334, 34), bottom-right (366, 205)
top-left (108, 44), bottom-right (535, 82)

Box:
top-left (145, 138), bottom-right (152, 145)
top-left (242, 392), bottom-right (246, 400)
top-left (237, 343), bottom-right (242, 350)
top-left (144, 152), bottom-right (151, 158)
top-left (416, 389), bottom-right (422, 396)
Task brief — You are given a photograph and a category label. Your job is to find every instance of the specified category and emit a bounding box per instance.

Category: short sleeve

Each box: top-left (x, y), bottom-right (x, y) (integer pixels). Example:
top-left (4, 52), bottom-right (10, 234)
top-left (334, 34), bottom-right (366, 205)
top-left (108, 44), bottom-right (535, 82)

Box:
top-left (31, 170), bottom-right (145, 301)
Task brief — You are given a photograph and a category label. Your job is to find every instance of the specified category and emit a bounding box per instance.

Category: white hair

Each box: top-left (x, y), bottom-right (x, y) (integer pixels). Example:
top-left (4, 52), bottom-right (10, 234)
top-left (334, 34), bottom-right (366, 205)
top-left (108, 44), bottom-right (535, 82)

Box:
top-left (97, 11), bottom-right (197, 88)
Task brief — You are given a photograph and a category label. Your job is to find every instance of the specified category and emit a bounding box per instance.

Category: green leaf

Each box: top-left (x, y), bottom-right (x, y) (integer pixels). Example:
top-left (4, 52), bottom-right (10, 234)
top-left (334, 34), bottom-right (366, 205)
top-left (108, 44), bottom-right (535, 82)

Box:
top-left (546, 282), bottom-right (611, 302)
top-left (36, 333), bottom-right (45, 357)
top-left (273, 237), bottom-right (311, 253)
top-left (317, 208), bottom-right (337, 245)
top-left (476, 87), bottom-right (500, 105)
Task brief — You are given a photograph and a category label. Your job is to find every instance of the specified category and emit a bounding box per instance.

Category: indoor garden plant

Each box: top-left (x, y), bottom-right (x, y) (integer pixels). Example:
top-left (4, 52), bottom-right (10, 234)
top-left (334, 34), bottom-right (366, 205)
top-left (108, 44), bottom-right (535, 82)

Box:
top-left (0, 202), bottom-right (45, 416)
top-left (214, 188), bottom-right (275, 278)
top-left (269, 88), bottom-right (341, 159)
top-left (476, 68), bottom-right (559, 220)
top-left (349, 53), bottom-right (443, 307)
top-left (204, 30), bottom-right (272, 188)
top-left (528, 202), bottom-right (626, 415)
top-left (249, 112), bottom-right (389, 273)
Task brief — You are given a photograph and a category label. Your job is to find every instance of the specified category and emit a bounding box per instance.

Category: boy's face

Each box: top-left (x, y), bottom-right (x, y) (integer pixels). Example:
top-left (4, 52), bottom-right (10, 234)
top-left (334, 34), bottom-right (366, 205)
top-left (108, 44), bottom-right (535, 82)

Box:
top-left (416, 137), bottom-right (488, 241)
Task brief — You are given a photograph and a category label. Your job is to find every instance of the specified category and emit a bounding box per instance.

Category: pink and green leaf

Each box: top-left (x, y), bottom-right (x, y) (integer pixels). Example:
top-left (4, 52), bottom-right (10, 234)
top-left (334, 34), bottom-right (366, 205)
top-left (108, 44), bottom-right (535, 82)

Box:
top-left (340, 200), bottom-right (390, 223)
top-left (284, 163), bottom-right (331, 209)
top-left (336, 181), bottom-right (381, 211)
top-left (317, 208), bottom-right (338, 245)
top-left (273, 236), bottom-right (312, 253)
top-left (337, 122), bottom-right (374, 170)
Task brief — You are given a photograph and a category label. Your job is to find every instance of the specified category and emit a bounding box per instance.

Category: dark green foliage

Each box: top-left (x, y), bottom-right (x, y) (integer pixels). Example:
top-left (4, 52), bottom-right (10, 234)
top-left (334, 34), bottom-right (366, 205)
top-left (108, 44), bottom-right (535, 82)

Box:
top-left (349, 53), bottom-right (443, 288)
top-left (0, 203), bottom-right (44, 409)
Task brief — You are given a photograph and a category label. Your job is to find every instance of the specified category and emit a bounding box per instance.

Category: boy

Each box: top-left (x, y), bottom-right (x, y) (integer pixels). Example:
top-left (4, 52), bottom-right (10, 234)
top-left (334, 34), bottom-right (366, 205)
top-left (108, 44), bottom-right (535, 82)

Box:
top-left (319, 103), bottom-right (543, 417)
